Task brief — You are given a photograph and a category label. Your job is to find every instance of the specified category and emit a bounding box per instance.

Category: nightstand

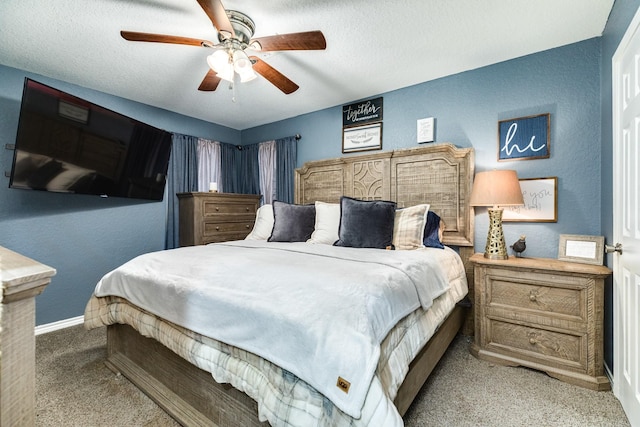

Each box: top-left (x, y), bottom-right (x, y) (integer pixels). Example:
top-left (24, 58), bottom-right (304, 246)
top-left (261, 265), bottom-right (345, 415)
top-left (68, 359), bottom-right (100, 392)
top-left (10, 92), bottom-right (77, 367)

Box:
top-left (469, 253), bottom-right (612, 390)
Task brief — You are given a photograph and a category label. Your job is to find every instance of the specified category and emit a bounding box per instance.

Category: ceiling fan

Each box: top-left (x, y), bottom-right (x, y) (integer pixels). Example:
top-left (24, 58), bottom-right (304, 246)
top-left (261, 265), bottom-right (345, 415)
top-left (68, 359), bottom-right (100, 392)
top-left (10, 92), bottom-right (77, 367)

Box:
top-left (120, 0), bottom-right (326, 94)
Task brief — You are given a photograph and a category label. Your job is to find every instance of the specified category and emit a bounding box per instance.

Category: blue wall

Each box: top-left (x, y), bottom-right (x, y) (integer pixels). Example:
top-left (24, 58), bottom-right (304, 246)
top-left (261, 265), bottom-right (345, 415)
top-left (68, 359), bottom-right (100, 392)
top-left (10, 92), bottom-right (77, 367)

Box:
top-left (0, 65), bottom-right (240, 325)
top-left (243, 38), bottom-right (603, 260)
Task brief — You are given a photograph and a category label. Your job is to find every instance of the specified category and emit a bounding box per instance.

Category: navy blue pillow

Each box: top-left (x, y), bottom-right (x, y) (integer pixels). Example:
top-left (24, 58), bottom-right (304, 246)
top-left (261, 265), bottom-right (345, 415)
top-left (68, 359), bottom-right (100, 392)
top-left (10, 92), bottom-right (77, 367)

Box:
top-left (334, 196), bottom-right (396, 249)
top-left (268, 201), bottom-right (316, 242)
top-left (423, 211), bottom-right (445, 249)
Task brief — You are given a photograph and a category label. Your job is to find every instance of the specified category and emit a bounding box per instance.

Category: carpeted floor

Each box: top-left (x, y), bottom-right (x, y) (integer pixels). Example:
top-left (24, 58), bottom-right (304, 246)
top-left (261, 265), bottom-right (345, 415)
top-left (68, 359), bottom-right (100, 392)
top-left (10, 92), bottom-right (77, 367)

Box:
top-left (35, 325), bottom-right (630, 426)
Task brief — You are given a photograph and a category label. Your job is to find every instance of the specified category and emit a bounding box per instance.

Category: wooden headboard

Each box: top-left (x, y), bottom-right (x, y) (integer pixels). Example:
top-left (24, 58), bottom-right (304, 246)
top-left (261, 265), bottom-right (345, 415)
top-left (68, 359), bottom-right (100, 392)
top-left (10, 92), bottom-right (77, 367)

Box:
top-left (294, 143), bottom-right (475, 248)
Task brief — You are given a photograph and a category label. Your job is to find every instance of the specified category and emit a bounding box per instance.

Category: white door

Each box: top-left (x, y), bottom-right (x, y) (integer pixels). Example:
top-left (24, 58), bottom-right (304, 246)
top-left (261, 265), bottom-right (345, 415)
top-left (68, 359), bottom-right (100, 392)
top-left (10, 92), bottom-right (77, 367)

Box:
top-left (613, 6), bottom-right (640, 426)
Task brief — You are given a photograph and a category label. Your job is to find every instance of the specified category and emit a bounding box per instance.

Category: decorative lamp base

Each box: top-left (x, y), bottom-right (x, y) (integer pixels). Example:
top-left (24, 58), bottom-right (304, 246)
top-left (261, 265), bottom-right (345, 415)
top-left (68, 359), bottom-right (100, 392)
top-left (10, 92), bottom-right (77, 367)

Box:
top-left (484, 207), bottom-right (509, 260)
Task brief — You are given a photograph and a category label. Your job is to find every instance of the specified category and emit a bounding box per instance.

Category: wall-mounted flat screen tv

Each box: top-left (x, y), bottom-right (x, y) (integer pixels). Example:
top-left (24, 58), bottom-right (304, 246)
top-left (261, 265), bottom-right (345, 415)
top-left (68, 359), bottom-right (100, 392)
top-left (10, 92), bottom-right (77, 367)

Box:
top-left (8, 78), bottom-right (172, 201)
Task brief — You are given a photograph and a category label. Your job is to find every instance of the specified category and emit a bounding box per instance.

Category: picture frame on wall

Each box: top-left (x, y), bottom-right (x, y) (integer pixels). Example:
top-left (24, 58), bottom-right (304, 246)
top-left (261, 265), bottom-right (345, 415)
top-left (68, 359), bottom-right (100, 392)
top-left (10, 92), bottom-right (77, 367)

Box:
top-left (498, 113), bottom-right (550, 161)
top-left (558, 234), bottom-right (605, 265)
top-left (342, 97), bottom-right (383, 127)
top-left (342, 122), bottom-right (382, 153)
top-left (503, 177), bottom-right (557, 222)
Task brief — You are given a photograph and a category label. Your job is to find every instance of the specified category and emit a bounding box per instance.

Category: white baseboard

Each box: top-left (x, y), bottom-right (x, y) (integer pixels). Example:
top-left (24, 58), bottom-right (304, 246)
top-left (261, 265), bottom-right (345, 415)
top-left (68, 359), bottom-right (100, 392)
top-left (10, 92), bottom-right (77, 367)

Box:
top-left (35, 315), bottom-right (84, 336)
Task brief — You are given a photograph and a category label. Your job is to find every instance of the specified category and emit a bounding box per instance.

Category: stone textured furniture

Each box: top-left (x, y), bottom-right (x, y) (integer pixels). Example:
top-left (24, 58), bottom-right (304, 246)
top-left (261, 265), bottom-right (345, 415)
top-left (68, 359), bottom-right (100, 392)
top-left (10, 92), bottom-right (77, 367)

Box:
top-left (177, 192), bottom-right (260, 246)
top-left (470, 253), bottom-right (611, 390)
top-left (1, 246), bottom-right (55, 426)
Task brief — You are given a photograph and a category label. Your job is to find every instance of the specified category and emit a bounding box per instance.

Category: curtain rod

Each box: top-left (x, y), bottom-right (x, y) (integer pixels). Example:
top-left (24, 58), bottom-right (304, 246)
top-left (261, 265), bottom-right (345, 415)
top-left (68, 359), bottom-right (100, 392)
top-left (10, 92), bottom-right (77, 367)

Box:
top-left (236, 134), bottom-right (301, 150)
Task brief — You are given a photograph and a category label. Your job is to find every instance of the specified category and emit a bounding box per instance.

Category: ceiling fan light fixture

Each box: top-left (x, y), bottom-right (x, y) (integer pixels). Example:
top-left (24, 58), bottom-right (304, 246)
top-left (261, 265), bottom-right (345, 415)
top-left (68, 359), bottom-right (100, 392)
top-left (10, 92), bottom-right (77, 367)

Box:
top-left (232, 50), bottom-right (252, 73)
top-left (207, 50), bottom-right (230, 71)
top-left (239, 68), bottom-right (257, 82)
top-left (232, 49), bottom-right (256, 82)
top-left (216, 63), bottom-right (235, 82)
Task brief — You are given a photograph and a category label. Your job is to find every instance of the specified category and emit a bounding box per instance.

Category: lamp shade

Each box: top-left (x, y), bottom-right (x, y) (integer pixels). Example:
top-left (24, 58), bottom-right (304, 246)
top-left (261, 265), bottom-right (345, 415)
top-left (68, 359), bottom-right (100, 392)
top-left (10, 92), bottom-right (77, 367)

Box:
top-left (469, 170), bottom-right (524, 207)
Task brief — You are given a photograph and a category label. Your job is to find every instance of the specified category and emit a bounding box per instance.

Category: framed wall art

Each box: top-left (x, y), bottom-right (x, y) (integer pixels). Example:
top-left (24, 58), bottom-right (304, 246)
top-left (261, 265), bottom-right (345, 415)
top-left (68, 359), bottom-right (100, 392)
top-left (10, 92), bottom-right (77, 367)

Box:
top-left (342, 97), bottom-right (383, 127)
top-left (558, 234), bottom-right (605, 265)
top-left (498, 113), bottom-right (550, 161)
top-left (503, 177), bottom-right (557, 222)
top-left (342, 122), bottom-right (382, 153)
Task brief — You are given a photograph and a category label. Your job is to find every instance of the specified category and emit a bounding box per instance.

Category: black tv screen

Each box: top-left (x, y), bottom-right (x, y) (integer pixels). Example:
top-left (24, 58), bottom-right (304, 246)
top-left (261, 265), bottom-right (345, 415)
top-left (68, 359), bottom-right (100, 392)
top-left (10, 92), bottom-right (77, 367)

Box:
top-left (9, 78), bottom-right (172, 201)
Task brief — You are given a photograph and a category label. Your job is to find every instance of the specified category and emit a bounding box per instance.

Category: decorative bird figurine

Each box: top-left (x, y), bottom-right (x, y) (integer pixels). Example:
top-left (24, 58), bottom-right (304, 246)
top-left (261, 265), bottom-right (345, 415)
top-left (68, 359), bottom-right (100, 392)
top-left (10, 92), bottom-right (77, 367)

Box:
top-left (510, 235), bottom-right (526, 257)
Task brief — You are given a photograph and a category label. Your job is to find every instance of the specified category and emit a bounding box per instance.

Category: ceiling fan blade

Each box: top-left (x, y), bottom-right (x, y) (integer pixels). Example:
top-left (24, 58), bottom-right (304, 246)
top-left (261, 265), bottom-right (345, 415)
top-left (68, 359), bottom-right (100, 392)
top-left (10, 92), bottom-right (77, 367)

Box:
top-left (250, 31), bottom-right (326, 51)
top-left (198, 69), bottom-right (222, 91)
top-left (121, 31), bottom-right (213, 47)
top-left (196, 0), bottom-right (235, 39)
top-left (250, 56), bottom-right (299, 94)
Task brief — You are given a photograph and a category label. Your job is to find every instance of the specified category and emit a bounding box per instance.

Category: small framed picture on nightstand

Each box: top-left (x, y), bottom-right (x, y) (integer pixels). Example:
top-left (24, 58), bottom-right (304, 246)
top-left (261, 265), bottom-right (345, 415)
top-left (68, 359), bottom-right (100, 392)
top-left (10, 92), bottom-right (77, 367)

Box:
top-left (558, 234), bottom-right (605, 265)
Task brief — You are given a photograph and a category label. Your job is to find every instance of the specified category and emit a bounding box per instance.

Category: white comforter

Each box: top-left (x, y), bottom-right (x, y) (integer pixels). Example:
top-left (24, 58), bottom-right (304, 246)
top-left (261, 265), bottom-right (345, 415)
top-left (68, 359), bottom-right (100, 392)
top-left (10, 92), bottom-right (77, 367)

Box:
top-left (92, 240), bottom-right (451, 418)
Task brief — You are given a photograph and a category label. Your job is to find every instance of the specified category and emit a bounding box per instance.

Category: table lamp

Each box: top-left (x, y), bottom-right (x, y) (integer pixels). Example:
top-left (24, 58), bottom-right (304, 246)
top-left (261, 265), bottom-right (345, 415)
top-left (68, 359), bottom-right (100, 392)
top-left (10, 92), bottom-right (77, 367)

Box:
top-left (469, 170), bottom-right (524, 259)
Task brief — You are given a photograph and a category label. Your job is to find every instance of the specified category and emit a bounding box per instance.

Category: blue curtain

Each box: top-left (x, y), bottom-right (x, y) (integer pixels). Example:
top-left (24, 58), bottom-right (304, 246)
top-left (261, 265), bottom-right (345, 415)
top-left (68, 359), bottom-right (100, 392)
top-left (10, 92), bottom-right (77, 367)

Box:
top-left (220, 142), bottom-right (240, 193)
top-left (276, 136), bottom-right (298, 203)
top-left (238, 143), bottom-right (261, 196)
top-left (165, 133), bottom-right (198, 249)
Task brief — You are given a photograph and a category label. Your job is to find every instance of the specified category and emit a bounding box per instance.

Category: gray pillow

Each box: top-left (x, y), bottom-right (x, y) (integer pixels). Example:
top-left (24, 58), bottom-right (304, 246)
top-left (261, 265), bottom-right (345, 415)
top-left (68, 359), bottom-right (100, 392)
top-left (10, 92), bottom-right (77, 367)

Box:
top-left (334, 196), bottom-right (397, 249)
top-left (268, 201), bottom-right (316, 242)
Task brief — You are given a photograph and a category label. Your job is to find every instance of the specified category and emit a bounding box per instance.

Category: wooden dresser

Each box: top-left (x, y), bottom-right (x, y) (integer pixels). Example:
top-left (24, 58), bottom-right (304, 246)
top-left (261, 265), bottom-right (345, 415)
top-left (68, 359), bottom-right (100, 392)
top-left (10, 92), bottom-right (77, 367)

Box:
top-left (1, 246), bottom-right (55, 426)
top-left (177, 192), bottom-right (260, 246)
top-left (470, 253), bottom-right (612, 390)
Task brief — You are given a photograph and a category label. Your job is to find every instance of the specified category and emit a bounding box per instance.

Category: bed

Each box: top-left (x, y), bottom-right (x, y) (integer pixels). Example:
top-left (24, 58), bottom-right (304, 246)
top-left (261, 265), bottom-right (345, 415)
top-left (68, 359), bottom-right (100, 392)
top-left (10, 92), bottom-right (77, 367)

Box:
top-left (84, 142), bottom-right (475, 426)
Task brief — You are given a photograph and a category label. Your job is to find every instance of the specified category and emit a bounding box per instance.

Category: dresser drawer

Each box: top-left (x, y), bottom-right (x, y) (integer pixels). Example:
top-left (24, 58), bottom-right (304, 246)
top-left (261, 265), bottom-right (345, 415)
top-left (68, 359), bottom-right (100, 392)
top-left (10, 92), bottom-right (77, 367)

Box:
top-left (202, 200), bottom-right (257, 218)
top-left (202, 233), bottom-right (251, 245)
top-left (203, 221), bottom-right (254, 236)
top-left (487, 277), bottom-right (585, 322)
top-left (487, 319), bottom-right (586, 370)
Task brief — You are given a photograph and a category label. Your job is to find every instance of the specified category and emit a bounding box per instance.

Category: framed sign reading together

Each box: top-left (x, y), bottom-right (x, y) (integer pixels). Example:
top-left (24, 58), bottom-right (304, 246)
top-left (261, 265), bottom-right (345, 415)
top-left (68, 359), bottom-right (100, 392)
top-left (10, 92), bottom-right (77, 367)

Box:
top-left (342, 97), bottom-right (383, 127)
top-left (503, 177), bottom-right (557, 222)
top-left (498, 113), bottom-right (550, 161)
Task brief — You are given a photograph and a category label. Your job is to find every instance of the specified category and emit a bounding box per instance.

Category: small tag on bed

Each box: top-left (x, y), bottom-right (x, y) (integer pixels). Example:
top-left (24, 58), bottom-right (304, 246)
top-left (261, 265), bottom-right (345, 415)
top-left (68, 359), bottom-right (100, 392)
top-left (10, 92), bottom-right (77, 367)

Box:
top-left (336, 376), bottom-right (351, 394)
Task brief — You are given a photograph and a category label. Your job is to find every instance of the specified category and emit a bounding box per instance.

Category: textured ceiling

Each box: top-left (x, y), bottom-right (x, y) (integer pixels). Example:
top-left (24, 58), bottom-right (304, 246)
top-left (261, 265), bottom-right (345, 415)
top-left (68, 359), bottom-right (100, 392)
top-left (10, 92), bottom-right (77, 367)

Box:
top-left (0, 0), bottom-right (614, 130)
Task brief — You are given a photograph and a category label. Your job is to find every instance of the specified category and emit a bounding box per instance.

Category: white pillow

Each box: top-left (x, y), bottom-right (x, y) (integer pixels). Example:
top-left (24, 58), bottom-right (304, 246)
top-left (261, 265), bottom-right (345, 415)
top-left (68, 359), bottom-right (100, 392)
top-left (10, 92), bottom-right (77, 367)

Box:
top-left (307, 201), bottom-right (340, 244)
top-left (245, 204), bottom-right (274, 240)
top-left (393, 204), bottom-right (430, 250)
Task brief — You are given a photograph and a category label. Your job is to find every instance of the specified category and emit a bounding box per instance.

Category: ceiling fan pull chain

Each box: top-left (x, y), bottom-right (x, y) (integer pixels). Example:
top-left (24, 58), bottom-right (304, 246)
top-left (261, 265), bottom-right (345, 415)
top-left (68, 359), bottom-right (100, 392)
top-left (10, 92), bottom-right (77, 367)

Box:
top-left (231, 75), bottom-right (237, 103)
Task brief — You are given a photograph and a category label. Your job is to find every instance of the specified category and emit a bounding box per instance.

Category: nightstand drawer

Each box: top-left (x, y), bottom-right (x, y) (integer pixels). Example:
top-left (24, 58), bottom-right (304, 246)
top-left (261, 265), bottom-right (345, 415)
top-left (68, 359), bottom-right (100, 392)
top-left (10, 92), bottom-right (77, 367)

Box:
top-left (488, 319), bottom-right (586, 369)
top-left (488, 277), bottom-right (584, 319)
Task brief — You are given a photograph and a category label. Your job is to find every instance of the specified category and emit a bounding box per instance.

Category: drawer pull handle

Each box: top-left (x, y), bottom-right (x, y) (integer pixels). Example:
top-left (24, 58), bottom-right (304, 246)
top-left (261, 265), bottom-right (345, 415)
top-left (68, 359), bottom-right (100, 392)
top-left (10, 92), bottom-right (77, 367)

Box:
top-left (246, 224), bottom-right (250, 229)
top-left (215, 226), bottom-right (220, 231)
top-left (246, 207), bottom-right (250, 211)
top-left (215, 207), bottom-right (220, 211)
top-left (529, 292), bottom-right (537, 302)
top-left (529, 338), bottom-right (537, 345)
